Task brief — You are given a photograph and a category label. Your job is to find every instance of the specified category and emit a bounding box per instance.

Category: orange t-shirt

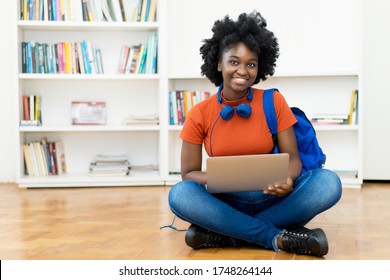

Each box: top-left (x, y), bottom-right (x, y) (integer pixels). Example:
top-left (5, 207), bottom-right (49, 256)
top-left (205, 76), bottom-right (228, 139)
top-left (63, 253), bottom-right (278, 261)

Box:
top-left (180, 88), bottom-right (297, 157)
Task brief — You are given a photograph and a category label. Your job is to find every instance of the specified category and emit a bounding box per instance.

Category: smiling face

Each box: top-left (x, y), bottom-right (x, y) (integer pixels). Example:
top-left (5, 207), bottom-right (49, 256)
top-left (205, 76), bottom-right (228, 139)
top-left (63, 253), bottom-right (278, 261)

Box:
top-left (217, 42), bottom-right (258, 100)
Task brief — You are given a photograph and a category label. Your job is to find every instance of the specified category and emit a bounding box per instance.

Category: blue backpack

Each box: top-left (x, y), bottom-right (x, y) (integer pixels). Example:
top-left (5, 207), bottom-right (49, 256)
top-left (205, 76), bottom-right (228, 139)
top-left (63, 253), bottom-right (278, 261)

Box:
top-left (263, 88), bottom-right (326, 174)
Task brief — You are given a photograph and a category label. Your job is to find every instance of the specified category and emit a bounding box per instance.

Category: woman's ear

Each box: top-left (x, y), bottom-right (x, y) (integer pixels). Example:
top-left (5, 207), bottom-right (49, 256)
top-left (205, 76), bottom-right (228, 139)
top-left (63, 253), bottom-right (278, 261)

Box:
top-left (217, 61), bottom-right (222, 72)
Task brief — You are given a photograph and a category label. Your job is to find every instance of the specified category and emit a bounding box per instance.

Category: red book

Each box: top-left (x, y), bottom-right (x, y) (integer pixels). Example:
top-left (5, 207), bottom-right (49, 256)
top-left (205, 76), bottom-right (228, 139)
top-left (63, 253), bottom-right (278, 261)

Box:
top-left (23, 95), bottom-right (30, 120)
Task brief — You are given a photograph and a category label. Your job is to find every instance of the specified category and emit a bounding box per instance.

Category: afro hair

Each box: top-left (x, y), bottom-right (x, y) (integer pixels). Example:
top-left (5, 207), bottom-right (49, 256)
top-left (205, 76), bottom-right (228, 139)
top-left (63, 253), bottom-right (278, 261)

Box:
top-left (200, 11), bottom-right (279, 86)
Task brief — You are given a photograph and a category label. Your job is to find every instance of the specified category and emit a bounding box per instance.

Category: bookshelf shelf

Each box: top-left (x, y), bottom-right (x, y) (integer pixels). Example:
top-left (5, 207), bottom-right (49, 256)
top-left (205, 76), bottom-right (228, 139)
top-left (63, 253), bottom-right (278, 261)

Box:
top-left (16, 0), bottom-right (165, 188)
top-left (19, 73), bottom-right (160, 80)
top-left (168, 124), bottom-right (359, 133)
top-left (313, 125), bottom-right (359, 132)
top-left (17, 172), bottom-right (164, 188)
top-left (168, 72), bottom-right (359, 80)
top-left (15, 0), bottom-right (362, 188)
top-left (19, 125), bottom-right (161, 132)
top-left (167, 73), bottom-right (363, 188)
top-left (18, 20), bottom-right (159, 31)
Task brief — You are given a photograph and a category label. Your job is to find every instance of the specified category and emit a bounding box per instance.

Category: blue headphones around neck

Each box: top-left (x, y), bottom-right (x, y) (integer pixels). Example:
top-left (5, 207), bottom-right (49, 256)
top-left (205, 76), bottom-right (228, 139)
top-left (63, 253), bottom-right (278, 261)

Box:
top-left (217, 84), bottom-right (253, 120)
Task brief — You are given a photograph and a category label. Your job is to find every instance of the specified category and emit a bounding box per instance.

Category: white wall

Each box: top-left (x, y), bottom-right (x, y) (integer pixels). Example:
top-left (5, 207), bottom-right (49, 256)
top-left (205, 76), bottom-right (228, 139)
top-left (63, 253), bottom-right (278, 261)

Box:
top-left (0, 1), bottom-right (17, 182)
top-left (168, 0), bottom-right (360, 77)
top-left (362, 0), bottom-right (390, 179)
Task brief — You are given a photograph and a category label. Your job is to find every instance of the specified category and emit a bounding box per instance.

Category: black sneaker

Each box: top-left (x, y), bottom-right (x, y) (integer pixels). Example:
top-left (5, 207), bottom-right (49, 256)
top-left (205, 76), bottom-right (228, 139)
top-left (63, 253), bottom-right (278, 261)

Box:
top-left (185, 224), bottom-right (232, 249)
top-left (281, 227), bottom-right (329, 257)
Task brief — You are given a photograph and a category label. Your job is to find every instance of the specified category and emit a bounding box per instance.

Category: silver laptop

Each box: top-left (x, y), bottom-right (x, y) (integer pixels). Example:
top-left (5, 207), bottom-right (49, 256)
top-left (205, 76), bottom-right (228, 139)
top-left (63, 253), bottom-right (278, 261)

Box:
top-left (206, 153), bottom-right (289, 193)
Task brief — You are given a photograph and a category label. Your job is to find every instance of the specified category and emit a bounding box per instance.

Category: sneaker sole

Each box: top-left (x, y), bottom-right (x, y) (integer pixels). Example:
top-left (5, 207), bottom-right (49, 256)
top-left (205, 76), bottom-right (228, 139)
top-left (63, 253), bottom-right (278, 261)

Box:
top-left (312, 228), bottom-right (329, 257)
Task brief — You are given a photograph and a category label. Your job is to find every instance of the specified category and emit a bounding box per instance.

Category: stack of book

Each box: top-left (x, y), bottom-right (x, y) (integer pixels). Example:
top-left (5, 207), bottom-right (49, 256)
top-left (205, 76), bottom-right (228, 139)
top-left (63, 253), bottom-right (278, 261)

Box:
top-left (130, 164), bottom-right (159, 176)
top-left (310, 114), bottom-right (349, 125)
top-left (89, 154), bottom-right (131, 177)
top-left (122, 114), bottom-right (159, 126)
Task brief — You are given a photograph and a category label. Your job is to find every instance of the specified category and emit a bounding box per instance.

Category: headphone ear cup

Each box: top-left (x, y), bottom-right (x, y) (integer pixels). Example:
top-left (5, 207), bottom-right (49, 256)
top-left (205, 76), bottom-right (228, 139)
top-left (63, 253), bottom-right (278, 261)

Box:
top-left (220, 105), bottom-right (235, 120)
top-left (236, 103), bottom-right (252, 118)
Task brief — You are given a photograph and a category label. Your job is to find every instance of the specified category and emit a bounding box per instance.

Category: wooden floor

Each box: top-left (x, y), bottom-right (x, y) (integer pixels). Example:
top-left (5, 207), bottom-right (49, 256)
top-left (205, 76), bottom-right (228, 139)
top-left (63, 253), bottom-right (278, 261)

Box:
top-left (0, 182), bottom-right (390, 260)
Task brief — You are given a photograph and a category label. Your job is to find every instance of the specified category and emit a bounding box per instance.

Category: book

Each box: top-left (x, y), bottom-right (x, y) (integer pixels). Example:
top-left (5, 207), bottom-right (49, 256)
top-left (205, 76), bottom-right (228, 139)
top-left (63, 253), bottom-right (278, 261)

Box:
top-left (117, 45), bottom-right (130, 74)
top-left (54, 140), bottom-right (67, 174)
top-left (124, 47), bottom-right (135, 73)
top-left (33, 141), bottom-right (46, 176)
top-left (29, 94), bottom-right (34, 121)
top-left (311, 113), bottom-right (349, 125)
top-left (23, 95), bottom-right (30, 120)
top-left (122, 0), bottom-right (138, 22)
top-left (89, 162), bottom-right (130, 172)
top-left (168, 90), bottom-right (211, 125)
top-left (350, 89), bottom-right (359, 125)
top-left (100, 0), bottom-right (113, 21)
top-left (95, 48), bottom-right (104, 74)
top-left (137, 44), bottom-right (148, 74)
top-left (139, 0), bottom-right (148, 22)
top-left (48, 142), bottom-right (57, 175)
top-left (20, 120), bottom-right (40, 126)
top-left (143, 0), bottom-right (151, 21)
top-left (135, 0), bottom-right (143, 21)
top-left (29, 142), bottom-right (40, 176)
top-left (21, 94), bottom-right (42, 126)
top-left (89, 152), bottom-right (130, 176)
top-left (76, 42), bottom-right (85, 74)
top-left (85, 0), bottom-right (95, 21)
top-left (40, 137), bottom-right (52, 175)
top-left (107, 0), bottom-right (123, 21)
top-left (81, 40), bottom-right (91, 74)
top-left (34, 95), bottom-right (42, 124)
top-left (23, 144), bottom-right (35, 176)
top-left (348, 89), bottom-right (356, 125)
top-left (130, 163), bottom-right (159, 176)
top-left (71, 101), bottom-right (107, 125)
top-left (21, 42), bottom-right (27, 73)
top-left (145, 33), bottom-right (155, 74)
top-left (95, 153), bottom-right (128, 163)
top-left (89, 170), bottom-right (129, 177)
top-left (147, 0), bottom-right (156, 22)
top-left (39, 141), bottom-right (49, 175)
top-left (122, 114), bottom-right (159, 125)
top-left (93, 0), bottom-right (105, 21)
top-left (129, 44), bottom-right (141, 73)
top-left (134, 44), bottom-right (145, 74)
top-left (86, 41), bottom-right (96, 74)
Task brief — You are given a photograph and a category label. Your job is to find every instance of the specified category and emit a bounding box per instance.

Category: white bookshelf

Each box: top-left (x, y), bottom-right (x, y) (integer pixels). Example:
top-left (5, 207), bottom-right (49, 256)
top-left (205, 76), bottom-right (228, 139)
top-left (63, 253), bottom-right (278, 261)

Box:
top-left (15, 0), bottom-right (363, 188)
top-left (16, 0), bottom-right (167, 188)
top-left (166, 74), bottom-right (363, 188)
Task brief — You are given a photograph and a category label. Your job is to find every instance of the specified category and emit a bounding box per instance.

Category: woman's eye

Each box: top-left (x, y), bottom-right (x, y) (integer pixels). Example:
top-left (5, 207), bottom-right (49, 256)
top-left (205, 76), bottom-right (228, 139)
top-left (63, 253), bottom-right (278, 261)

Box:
top-left (248, 63), bottom-right (256, 68)
top-left (229, 60), bottom-right (238, 65)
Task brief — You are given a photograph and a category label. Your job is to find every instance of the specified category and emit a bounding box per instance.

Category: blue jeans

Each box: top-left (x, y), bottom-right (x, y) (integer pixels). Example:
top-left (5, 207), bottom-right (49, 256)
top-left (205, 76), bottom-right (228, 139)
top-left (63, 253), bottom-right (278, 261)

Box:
top-left (168, 168), bottom-right (342, 251)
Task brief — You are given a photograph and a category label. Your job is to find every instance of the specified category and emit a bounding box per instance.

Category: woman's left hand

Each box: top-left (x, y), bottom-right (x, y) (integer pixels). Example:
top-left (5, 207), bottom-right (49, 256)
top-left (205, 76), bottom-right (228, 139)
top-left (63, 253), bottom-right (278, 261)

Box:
top-left (263, 176), bottom-right (294, 197)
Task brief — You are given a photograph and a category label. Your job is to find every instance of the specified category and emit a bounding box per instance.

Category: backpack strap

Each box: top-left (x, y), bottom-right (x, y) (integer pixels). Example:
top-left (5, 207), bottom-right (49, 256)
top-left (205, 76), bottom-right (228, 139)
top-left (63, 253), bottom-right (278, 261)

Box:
top-left (263, 88), bottom-right (279, 153)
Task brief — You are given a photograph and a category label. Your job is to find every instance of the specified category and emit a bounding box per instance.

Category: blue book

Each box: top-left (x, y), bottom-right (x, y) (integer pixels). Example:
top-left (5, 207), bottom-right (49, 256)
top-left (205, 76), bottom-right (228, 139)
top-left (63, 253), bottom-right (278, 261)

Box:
top-left (144, 0), bottom-right (151, 21)
top-left (152, 33), bottom-right (158, 74)
top-left (81, 40), bottom-right (91, 74)
top-left (169, 91), bottom-right (174, 125)
top-left (26, 42), bottom-right (32, 73)
top-left (52, 0), bottom-right (57, 21)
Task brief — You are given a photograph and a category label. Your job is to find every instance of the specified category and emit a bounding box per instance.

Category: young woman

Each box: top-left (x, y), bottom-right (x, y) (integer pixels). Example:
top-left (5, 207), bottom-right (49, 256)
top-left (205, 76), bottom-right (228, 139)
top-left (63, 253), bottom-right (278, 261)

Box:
top-left (168, 11), bottom-right (342, 257)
